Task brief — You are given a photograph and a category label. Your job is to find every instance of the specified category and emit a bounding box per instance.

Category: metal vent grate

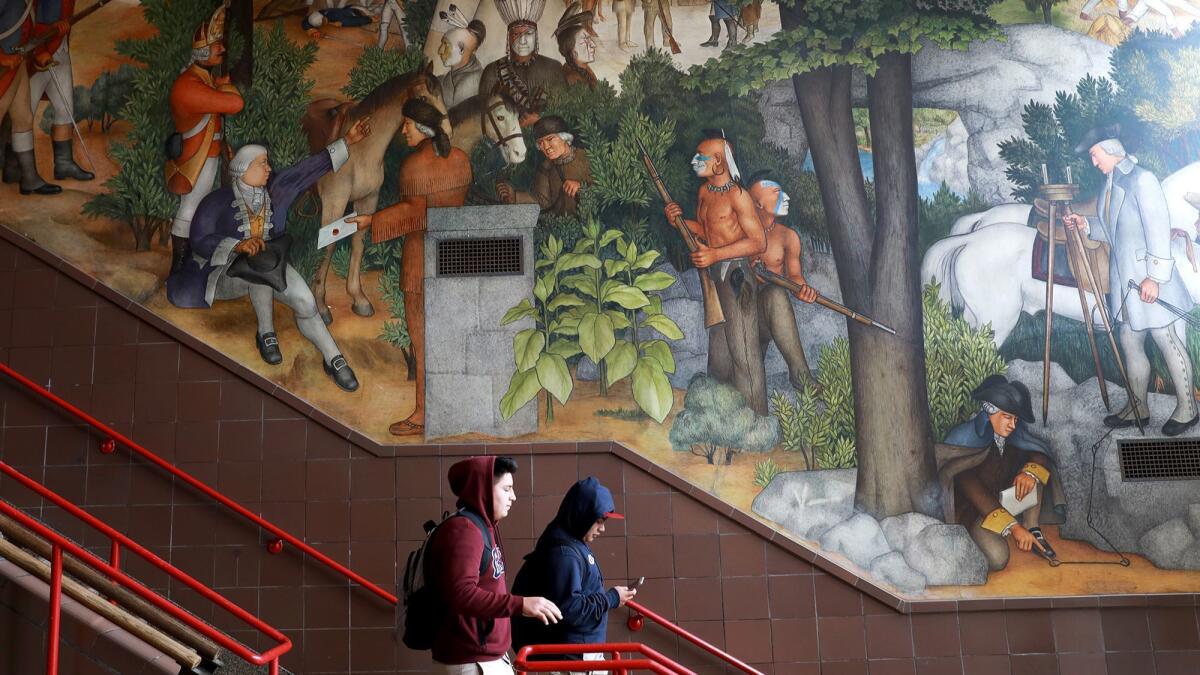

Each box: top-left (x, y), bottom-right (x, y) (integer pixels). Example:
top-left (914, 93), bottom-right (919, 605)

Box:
top-left (1118, 437), bottom-right (1200, 481)
top-left (437, 237), bottom-right (522, 277)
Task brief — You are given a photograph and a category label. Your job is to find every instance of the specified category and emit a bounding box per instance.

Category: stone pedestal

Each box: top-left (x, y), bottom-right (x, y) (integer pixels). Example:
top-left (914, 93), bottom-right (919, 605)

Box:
top-left (424, 205), bottom-right (540, 439)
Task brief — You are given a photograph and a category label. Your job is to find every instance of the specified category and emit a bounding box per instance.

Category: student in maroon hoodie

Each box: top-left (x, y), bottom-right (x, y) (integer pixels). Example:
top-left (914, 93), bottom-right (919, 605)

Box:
top-left (429, 456), bottom-right (562, 673)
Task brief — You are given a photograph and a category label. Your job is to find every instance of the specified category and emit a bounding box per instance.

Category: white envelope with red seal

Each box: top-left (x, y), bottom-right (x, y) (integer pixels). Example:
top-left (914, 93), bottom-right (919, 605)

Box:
top-left (317, 212), bottom-right (358, 249)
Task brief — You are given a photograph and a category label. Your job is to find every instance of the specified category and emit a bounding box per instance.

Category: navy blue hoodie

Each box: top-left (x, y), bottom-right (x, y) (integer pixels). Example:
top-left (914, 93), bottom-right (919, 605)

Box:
top-left (511, 477), bottom-right (622, 660)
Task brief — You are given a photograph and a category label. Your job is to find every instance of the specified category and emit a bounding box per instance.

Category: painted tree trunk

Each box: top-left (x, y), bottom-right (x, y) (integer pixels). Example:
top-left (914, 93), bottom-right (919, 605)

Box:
top-left (780, 5), bottom-right (942, 519)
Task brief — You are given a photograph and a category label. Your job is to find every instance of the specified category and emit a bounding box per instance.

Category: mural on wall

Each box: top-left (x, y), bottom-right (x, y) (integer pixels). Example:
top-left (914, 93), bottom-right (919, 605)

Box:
top-left (4, 0), bottom-right (1200, 600)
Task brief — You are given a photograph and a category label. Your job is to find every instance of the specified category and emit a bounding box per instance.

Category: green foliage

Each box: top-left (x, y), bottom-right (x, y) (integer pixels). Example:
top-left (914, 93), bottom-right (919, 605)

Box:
top-left (1001, 28), bottom-right (1200, 202)
top-left (670, 375), bottom-right (780, 465)
top-left (917, 184), bottom-right (991, 258)
top-left (1021, 0), bottom-right (1066, 22)
top-left (594, 407), bottom-right (650, 420)
top-left (768, 389), bottom-right (813, 469)
top-left (923, 282), bottom-right (1007, 439)
top-left (342, 46), bottom-right (426, 101)
top-left (403, 0), bottom-right (439, 52)
top-left (754, 459), bottom-right (782, 488)
top-left (685, 1), bottom-right (1002, 97)
top-left (819, 437), bottom-right (858, 471)
top-left (83, 0), bottom-right (223, 242)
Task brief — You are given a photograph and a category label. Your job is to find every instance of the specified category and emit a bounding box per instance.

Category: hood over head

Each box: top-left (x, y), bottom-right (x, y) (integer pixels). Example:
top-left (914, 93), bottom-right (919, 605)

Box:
top-left (448, 456), bottom-right (498, 524)
top-left (542, 477), bottom-right (623, 543)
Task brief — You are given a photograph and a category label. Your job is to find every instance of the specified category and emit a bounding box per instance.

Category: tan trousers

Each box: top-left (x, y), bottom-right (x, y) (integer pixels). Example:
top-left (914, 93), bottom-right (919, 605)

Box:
top-left (2, 66), bottom-right (35, 136)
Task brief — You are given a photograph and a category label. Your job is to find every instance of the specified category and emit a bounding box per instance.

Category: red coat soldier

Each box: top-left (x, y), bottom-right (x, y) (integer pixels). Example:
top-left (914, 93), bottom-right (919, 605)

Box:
top-left (0, 0), bottom-right (60, 195)
top-left (164, 4), bottom-right (244, 275)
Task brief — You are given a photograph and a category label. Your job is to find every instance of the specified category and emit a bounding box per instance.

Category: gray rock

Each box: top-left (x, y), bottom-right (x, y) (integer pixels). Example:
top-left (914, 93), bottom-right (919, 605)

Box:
top-left (669, 353), bottom-right (710, 390)
top-left (752, 469), bottom-right (857, 540)
top-left (655, 263), bottom-right (694, 301)
top-left (659, 296), bottom-right (709, 357)
top-left (869, 551), bottom-right (928, 594)
top-left (1138, 519), bottom-right (1194, 569)
top-left (902, 523), bottom-right (989, 586)
top-left (1178, 541), bottom-right (1200, 571)
top-left (1005, 359), bottom-right (1075, 394)
top-left (819, 512), bottom-right (892, 570)
top-left (880, 512), bottom-right (942, 553)
top-left (760, 25), bottom-right (1113, 203)
top-left (1187, 504), bottom-right (1200, 536)
top-left (576, 356), bottom-right (599, 382)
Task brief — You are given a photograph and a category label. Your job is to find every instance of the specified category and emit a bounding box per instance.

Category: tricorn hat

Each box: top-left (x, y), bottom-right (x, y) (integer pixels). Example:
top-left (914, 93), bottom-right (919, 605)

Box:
top-left (225, 233), bottom-right (293, 294)
top-left (532, 115), bottom-right (570, 141)
top-left (972, 374), bottom-right (1035, 424)
top-left (1073, 123), bottom-right (1121, 156)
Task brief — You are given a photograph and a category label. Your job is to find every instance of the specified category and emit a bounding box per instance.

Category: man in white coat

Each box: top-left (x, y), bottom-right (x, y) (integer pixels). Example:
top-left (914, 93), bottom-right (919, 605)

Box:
top-left (1064, 124), bottom-right (1199, 436)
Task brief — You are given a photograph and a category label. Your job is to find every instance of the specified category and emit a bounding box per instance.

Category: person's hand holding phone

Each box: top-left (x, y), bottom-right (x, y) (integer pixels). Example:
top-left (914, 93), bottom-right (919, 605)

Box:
top-left (613, 576), bottom-right (644, 607)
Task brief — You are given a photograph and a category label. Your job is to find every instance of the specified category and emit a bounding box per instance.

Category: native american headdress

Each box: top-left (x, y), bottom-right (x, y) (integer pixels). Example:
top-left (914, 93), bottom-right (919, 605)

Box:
top-left (439, 4), bottom-right (487, 42)
top-left (553, 1), bottom-right (592, 38)
top-left (193, 4), bottom-right (227, 50)
top-left (496, 0), bottom-right (547, 28)
top-left (703, 128), bottom-right (742, 183)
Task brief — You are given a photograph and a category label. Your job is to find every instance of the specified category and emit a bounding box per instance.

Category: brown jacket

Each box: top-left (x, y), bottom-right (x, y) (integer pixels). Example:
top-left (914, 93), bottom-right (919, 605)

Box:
top-left (512, 147), bottom-right (592, 217)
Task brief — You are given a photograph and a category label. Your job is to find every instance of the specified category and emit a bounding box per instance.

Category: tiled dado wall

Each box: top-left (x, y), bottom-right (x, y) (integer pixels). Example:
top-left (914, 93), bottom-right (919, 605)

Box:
top-left (1, 233), bottom-right (1200, 675)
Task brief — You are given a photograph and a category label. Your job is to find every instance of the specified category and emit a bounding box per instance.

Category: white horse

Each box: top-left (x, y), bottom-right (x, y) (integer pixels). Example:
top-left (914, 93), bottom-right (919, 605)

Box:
top-left (447, 90), bottom-right (527, 166)
top-left (922, 162), bottom-right (1200, 347)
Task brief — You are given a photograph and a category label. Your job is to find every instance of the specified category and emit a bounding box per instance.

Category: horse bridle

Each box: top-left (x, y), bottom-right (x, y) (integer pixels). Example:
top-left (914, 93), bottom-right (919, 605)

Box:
top-left (481, 99), bottom-right (522, 151)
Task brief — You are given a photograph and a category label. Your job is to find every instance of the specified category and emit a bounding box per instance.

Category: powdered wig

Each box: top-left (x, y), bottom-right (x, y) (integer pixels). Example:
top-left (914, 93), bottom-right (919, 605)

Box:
top-left (1097, 138), bottom-right (1127, 158)
top-left (230, 144), bottom-right (269, 180)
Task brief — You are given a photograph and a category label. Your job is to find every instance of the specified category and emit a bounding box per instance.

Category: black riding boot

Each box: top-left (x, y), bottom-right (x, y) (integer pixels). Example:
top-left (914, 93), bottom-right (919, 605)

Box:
top-left (53, 138), bottom-right (95, 181)
top-left (16, 150), bottom-right (61, 195)
top-left (723, 19), bottom-right (738, 48)
top-left (170, 235), bottom-right (191, 276)
top-left (2, 144), bottom-right (19, 184)
top-left (700, 16), bottom-right (720, 46)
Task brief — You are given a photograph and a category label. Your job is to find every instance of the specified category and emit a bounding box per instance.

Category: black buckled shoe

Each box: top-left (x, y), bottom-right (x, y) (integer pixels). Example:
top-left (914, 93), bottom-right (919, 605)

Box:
top-left (1103, 413), bottom-right (1150, 429)
top-left (255, 332), bottom-right (283, 365)
top-left (1163, 415), bottom-right (1199, 437)
top-left (1027, 527), bottom-right (1057, 561)
top-left (324, 355), bottom-right (359, 392)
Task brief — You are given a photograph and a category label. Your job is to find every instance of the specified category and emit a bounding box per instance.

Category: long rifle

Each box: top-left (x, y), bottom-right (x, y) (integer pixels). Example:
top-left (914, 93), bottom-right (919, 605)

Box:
top-left (653, 0), bottom-right (682, 54)
top-left (14, 0), bottom-right (118, 56)
top-left (635, 136), bottom-right (724, 328)
top-left (753, 263), bottom-right (896, 335)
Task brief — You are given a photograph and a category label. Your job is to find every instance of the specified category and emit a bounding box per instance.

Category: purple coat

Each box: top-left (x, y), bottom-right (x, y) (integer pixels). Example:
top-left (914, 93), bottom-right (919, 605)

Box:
top-left (167, 148), bottom-right (335, 309)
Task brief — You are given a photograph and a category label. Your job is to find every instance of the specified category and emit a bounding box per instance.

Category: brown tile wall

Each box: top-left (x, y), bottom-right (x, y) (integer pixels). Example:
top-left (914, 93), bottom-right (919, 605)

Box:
top-left (2, 237), bottom-right (1200, 674)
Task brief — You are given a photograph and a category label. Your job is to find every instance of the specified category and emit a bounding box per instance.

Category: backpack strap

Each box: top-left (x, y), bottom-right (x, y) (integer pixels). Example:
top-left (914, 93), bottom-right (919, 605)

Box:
top-left (455, 508), bottom-right (493, 577)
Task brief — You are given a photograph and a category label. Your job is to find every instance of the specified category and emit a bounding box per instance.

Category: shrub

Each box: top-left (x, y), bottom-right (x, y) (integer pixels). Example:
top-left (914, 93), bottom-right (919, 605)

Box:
top-left (917, 184), bottom-right (991, 259)
top-left (754, 459), bottom-right (782, 488)
top-left (341, 46), bottom-right (426, 101)
top-left (670, 375), bottom-right (780, 465)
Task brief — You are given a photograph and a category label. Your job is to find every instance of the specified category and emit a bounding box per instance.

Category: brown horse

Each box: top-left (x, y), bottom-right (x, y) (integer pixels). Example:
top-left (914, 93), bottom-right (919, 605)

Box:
top-left (302, 64), bottom-right (451, 324)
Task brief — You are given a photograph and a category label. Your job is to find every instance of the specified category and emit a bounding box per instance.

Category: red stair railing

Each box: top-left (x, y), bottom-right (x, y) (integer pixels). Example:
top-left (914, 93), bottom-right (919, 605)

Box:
top-left (0, 461), bottom-right (292, 674)
top-left (626, 600), bottom-right (764, 674)
top-left (0, 361), bottom-right (397, 605)
top-left (515, 642), bottom-right (695, 674)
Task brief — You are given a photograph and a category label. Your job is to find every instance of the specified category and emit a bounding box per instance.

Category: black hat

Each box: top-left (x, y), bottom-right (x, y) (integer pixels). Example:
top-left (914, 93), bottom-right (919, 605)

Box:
top-left (532, 115), bottom-right (570, 141)
top-left (1073, 123), bottom-right (1121, 155)
top-left (972, 374), bottom-right (1035, 424)
top-left (225, 233), bottom-right (293, 293)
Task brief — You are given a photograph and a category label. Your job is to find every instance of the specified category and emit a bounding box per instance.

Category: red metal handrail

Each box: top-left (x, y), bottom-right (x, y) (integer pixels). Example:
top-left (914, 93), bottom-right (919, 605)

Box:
top-left (626, 600), bottom-right (764, 675)
top-left (0, 361), bottom-right (398, 606)
top-left (0, 461), bottom-right (291, 674)
top-left (515, 643), bottom-right (696, 675)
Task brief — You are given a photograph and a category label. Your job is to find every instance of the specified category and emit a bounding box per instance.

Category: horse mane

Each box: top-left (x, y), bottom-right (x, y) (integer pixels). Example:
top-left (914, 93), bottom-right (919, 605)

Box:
top-left (447, 88), bottom-right (519, 128)
top-left (350, 68), bottom-right (445, 120)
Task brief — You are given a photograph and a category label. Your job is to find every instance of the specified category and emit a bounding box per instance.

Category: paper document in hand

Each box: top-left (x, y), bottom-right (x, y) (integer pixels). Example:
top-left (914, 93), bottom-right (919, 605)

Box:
top-left (318, 213), bottom-right (358, 249)
top-left (1000, 486), bottom-right (1039, 517)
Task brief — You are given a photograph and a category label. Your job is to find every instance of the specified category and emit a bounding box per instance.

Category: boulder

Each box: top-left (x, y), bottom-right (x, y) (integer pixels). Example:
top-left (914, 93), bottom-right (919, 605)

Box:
top-left (1138, 519), bottom-right (1194, 569)
top-left (880, 512), bottom-right (941, 553)
top-left (1178, 541), bottom-right (1200, 571)
top-left (1005, 359), bottom-right (1075, 394)
top-left (1187, 504), bottom-right (1200, 536)
top-left (923, 117), bottom-right (970, 197)
top-left (869, 551), bottom-right (928, 595)
top-left (902, 523), bottom-right (989, 586)
top-left (819, 513), bottom-right (892, 570)
top-left (753, 469), bottom-right (857, 540)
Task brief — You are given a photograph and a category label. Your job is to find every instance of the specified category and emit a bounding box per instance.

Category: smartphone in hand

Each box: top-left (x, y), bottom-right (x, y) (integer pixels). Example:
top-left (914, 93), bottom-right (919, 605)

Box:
top-left (630, 576), bottom-right (645, 589)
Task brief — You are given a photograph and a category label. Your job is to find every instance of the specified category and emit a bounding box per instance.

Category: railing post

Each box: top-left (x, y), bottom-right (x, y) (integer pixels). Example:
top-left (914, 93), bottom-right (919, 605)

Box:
top-left (613, 650), bottom-right (626, 675)
top-left (270, 658), bottom-right (279, 675)
top-left (46, 545), bottom-right (63, 675)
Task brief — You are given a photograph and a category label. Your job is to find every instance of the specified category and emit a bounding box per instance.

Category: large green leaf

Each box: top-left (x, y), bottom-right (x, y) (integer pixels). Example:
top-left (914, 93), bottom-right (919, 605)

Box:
top-left (604, 259), bottom-right (631, 278)
top-left (640, 313), bottom-right (684, 340)
top-left (632, 358), bottom-right (673, 423)
top-left (600, 229), bottom-right (624, 247)
top-left (602, 283), bottom-right (651, 310)
top-left (577, 311), bottom-right (617, 363)
top-left (603, 339), bottom-right (638, 387)
top-left (535, 352), bottom-right (573, 405)
top-left (641, 339), bottom-right (676, 373)
top-left (513, 329), bottom-right (546, 372)
top-left (605, 308), bottom-right (631, 330)
top-left (499, 368), bottom-right (541, 419)
top-left (547, 338), bottom-right (582, 358)
top-left (561, 273), bottom-right (598, 299)
top-left (634, 271), bottom-right (676, 292)
top-left (547, 293), bottom-right (586, 311)
top-left (558, 253), bottom-right (602, 272)
top-left (633, 250), bottom-right (660, 270)
top-left (534, 274), bottom-right (553, 303)
top-left (501, 298), bottom-right (536, 325)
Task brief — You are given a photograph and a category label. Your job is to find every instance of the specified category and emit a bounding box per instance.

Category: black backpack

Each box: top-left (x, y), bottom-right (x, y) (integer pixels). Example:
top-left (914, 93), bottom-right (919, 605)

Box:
top-left (400, 508), bottom-right (493, 651)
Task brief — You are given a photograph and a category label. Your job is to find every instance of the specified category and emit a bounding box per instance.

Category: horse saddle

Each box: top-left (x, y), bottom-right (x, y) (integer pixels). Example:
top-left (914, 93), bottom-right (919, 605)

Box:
top-left (302, 98), bottom-right (354, 154)
top-left (226, 234), bottom-right (293, 293)
top-left (1028, 199), bottom-right (1111, 295)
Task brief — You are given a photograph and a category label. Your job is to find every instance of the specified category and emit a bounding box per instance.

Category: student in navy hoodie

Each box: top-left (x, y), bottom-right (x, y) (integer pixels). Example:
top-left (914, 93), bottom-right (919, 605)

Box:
top-left (511, 477), bottom-right (637, 670)
top-left (429, 456), bottom-right (562, 674)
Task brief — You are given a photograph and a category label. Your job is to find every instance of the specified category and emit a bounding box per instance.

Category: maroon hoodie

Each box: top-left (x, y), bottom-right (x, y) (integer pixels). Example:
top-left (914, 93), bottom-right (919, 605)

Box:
top-left (429, 456), bottom-right (525, 665)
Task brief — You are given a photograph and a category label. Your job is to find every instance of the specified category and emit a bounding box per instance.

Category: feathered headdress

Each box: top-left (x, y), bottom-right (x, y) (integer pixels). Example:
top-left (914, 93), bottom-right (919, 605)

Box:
top-left (554, 1), bottom-right (592, 38)
top-left (439, 4), bottom-right (469, 29)
top-left (702, 128), bottom-right (741, 183)
top-left (495, 0), bottom-right (547, 27)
